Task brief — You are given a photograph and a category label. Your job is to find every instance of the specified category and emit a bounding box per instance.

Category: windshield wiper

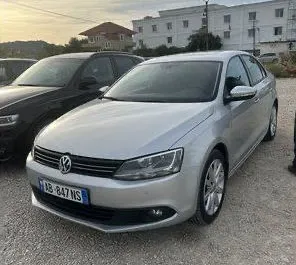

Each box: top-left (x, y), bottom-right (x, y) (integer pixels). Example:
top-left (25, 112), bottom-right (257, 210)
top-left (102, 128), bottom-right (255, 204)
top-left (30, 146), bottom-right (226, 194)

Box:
top-left (17, 84), bottom-right (40, 87)
top-left (100, 96), bottom-right (126, 101)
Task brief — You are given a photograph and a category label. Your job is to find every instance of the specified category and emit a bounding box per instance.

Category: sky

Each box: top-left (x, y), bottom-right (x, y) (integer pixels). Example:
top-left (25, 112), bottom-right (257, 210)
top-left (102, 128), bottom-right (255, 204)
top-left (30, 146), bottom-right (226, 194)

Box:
top-left (0, 0), bottom-right (267, 44)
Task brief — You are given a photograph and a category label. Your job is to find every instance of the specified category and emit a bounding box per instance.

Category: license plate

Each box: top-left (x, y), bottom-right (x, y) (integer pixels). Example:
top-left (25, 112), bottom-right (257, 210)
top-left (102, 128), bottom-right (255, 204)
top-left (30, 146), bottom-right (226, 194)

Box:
top-left (39, 179), bottom-right (89, 205)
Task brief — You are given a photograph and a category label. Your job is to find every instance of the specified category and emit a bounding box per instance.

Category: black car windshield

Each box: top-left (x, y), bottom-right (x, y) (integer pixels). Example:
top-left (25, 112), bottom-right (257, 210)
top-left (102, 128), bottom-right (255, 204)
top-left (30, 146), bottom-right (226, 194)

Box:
top-left (13, 58), bottom-right (84, 87)
top-left (105, 61), bottom-right (221, 103)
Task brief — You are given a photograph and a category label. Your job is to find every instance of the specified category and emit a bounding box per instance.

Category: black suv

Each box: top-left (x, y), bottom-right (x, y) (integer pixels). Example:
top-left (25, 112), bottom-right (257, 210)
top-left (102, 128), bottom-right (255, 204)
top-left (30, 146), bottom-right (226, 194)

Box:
top-left (0, 52), bottom-right (144, 160)
top-left (0, 58), bottom-right (37, 86)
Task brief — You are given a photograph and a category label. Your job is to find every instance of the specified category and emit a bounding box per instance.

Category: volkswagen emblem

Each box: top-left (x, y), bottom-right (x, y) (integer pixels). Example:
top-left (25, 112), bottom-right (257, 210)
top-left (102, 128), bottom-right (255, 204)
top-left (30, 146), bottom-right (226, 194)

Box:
top-left (59, 155), bottom-right (72, 174)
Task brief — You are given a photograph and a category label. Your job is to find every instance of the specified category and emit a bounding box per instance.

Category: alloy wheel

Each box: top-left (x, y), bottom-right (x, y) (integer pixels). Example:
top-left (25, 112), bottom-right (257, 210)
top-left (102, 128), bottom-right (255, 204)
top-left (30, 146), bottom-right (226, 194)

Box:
top-left (203, 159), bottom-right (225, 216)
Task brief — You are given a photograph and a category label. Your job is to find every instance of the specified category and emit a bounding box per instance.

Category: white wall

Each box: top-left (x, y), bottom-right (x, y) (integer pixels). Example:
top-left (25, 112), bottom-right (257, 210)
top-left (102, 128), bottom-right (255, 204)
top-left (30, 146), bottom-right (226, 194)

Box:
top-left (132, 0), bottom-right (290, 53)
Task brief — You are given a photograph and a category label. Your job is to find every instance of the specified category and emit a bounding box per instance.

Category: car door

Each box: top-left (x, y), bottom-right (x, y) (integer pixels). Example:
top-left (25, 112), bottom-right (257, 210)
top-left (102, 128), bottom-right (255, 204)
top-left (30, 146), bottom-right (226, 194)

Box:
top-left (241, 55), bottom-right (272, 140)
top-left (225, 56), bottom-right (258, 166)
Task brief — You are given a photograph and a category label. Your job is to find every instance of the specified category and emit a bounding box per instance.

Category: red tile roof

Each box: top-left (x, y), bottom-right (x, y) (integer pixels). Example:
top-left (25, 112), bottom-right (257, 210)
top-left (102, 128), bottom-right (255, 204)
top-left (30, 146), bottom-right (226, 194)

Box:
top-left (79, 22), bottom-right (135, 36)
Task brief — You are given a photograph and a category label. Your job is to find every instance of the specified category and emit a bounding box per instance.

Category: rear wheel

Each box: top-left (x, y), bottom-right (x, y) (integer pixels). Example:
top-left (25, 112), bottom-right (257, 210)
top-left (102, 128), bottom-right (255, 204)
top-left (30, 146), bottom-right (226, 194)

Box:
top-left (264, 104), bottom-right (277, 141)
top-left (191, 150), bottom-right (227, 225)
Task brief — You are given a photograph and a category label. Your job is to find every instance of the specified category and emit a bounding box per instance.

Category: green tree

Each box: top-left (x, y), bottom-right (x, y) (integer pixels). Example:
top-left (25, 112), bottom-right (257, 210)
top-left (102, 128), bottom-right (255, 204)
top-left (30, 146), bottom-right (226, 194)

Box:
top-left (133, 44), bottom-right (186, 57)
top-left (37, 43), bottom-right (64, 59)
top-left (187, 29), bottom-right (222, 52)
top-left (63, 37), bottom-right (88, 53)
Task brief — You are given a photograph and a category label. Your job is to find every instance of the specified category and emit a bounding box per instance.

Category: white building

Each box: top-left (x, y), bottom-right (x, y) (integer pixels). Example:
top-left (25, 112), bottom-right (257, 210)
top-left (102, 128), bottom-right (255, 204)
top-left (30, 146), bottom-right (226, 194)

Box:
top-left (132, 0), bottom-right (296, 54)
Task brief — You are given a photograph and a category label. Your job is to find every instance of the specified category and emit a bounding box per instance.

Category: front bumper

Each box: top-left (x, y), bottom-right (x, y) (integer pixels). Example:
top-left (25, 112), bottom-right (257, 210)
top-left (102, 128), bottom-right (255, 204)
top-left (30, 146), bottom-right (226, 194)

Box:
top-left (27, 154), bottom-right (199, 232)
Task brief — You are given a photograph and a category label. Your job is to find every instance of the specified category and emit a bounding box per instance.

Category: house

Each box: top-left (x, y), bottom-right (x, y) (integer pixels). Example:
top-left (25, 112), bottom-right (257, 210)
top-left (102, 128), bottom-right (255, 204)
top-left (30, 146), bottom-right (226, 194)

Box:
top-left (79, 22), bottom-right (135, 51)
top-left (132, 0), bottom-right (296, 54)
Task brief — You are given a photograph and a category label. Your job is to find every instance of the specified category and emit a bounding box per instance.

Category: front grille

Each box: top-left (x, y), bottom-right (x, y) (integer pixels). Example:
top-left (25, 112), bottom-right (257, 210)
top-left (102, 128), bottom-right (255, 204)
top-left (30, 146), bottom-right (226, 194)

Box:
top-left (34, 146), bottom-right (123, 178)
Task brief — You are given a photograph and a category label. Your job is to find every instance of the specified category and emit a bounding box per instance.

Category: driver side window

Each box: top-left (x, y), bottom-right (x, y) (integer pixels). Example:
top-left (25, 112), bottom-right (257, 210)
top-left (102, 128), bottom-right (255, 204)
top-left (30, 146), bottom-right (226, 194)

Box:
top-left (225, 56), bottom-right (250, 93)
top-left (81, 57), bottom-right (115, 86)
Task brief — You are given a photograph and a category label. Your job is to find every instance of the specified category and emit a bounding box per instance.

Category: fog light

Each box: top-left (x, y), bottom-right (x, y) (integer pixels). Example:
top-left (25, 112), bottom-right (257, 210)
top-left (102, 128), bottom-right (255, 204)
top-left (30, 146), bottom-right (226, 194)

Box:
top-left (149, 209), bottom-right (163, 217)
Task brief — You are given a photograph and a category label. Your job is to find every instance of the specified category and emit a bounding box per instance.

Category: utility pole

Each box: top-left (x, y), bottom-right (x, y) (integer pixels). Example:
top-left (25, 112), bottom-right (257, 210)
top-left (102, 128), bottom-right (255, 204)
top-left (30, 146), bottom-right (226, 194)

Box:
top-left (204, 0), bottom-right (209, 51)
top-left (252, 20), bottom-right (256, 56)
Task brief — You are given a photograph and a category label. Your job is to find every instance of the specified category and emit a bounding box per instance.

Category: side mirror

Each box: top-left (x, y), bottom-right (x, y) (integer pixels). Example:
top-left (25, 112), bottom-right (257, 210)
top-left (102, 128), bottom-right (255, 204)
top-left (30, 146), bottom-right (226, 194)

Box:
top-left (79, 76), bottom-right (97, 90)
top-left (225, 86), bottom-right (257, 103)
top-left (99, 85), bottom-right (109, 94)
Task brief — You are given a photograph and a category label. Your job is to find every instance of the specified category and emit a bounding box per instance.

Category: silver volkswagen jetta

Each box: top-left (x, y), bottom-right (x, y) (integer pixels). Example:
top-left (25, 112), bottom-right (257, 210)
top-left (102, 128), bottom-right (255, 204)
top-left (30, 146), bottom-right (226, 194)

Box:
top-left (27, 51), bottom-right (277, 233)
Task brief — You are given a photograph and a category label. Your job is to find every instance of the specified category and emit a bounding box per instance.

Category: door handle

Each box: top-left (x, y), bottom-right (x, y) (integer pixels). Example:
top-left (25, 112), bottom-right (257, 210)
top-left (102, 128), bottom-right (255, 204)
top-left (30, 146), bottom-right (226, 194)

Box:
top-left (254, 97), bottom-right (260, 103)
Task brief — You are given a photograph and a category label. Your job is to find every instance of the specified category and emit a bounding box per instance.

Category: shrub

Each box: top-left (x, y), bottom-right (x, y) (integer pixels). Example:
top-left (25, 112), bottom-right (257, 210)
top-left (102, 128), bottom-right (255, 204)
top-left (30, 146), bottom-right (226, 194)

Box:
top-left (265, 63), bottom-right (292, 78)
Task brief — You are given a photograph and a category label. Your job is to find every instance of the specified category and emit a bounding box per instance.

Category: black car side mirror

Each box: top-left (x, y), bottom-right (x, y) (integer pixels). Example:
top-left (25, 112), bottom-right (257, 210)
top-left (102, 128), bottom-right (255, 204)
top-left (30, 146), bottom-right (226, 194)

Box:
top-left (79, 76), bottom-right (97, 90)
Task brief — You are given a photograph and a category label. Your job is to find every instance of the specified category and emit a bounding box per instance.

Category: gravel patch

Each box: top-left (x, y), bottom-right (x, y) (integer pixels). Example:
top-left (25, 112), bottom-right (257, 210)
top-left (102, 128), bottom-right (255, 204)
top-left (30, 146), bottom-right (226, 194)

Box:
top-left (1, 78), bottom-right (296, 265)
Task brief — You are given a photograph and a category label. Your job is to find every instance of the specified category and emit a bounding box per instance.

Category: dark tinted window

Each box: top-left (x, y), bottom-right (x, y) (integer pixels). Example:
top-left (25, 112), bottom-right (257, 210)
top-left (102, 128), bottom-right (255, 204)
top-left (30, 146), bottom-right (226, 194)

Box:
top-left (8, 61), bottom-right (34, 78)
top-left (114, 56), bottom-right (136, 76)
top-left (0, 63), bottom-right (8, 82)
top-left (82, 57), bottom-right (114, 84)
top-left (241, 55), bottom-right (264, 85)
top-left (13, 58), bottom-right (83, 87)
top-left (105, 61), bottom-right (221, 103)
top-left (226, 56), bottom-right (250, 91)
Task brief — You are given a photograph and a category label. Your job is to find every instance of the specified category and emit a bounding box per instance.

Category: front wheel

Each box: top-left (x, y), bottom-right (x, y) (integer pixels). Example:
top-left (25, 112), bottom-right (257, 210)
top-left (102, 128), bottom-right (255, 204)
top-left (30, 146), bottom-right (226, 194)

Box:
top-left (264, 105), bottom-right (277, 141)
top-left (191, 150), bottom-right (227, 225)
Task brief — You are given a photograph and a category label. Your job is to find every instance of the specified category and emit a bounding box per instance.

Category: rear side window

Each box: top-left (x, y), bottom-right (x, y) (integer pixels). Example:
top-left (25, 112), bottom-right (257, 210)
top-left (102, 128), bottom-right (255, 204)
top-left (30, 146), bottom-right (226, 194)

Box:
top-left (8, 61), bottom-right (32, 78)
top-left (114, 56), bottom-right (137, 76)
top-left (241, 55), bottom-right (264, 85)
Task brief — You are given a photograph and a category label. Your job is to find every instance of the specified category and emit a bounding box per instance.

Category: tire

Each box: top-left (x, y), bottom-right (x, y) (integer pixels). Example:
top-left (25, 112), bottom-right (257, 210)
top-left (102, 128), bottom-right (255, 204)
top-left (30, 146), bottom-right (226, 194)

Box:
top-left (191, 150), bottom-right (227, 225)
top-left (264, 104), bottom-right (277, 141)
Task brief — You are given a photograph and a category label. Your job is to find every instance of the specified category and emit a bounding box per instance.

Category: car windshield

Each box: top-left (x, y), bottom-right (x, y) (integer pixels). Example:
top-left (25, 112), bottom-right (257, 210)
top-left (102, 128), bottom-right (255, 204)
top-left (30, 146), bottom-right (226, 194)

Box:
top-left (12, 58), bottom-right (84, 87)
top-left (105, 61), bottom-right (221, 103)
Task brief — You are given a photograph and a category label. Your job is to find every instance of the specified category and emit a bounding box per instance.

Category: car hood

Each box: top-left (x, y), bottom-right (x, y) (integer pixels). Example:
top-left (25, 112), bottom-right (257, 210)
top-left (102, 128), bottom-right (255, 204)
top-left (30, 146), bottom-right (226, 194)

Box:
top-left (0, 85), bottom-right (59, 110)
top-left (37, 100), bottom-right (214, 160)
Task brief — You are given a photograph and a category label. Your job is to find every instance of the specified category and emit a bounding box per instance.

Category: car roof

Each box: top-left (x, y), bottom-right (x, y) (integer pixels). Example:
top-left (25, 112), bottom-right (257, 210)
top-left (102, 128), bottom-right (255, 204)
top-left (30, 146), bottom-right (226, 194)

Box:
top-left (0, 58), bottom-right (37, 62)
top-left (142, 51), bottom-right (251, 64)
top-left (48, 52), bottom-right (144, 60)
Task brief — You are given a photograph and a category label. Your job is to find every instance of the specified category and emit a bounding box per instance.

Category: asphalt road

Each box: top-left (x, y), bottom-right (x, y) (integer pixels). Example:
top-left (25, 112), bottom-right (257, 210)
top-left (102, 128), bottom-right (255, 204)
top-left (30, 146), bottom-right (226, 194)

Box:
top-left (1, 79), bottom-right (296, 265)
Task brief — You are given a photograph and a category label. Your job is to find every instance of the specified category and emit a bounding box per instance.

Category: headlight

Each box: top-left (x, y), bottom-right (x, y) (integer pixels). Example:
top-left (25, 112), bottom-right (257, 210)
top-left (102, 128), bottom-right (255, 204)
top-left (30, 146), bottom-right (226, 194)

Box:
top-left (0, 115), bottom-right (19, 126)
top-left (114, 148), bottom-right (183, 180)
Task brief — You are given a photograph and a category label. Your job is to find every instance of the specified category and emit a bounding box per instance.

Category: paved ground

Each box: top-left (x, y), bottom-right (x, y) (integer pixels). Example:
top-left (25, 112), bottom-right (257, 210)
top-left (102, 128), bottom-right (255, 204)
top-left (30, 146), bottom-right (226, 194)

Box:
top-left (1, 79), bottom-right (296, 265)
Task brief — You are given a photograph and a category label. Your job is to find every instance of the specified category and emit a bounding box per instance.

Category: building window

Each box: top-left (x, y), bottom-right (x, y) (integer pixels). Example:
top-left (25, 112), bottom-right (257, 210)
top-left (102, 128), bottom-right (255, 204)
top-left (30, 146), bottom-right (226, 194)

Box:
top-left (105, 41), bottom-right (112, 49)
top-left (249, 12), bottom-right (257, 21)
top-left (274, 26), bottom-right (283, 35)
top-left (119, 34), bottom-right (125, 41)
top-left (89, 36), bottom-right (95, 43)
top-left (138, 26), bottom-right (143, 33)
top-left (202, 18), bottom-right (207, 27)
top-left (248, 28), bottom-right (255, 38)
top-left (183, 20), bottom-right (189, 28)
top-left (224, 15), bottom-right (231, 23)
top-left (224, 31), bottom-right (230, 39)
top-left (152, 25), bottom-right (158, 32)
top-left (275, 8), bottom-right (284, 18)
top-left (96, 36), bottom-right (100, 42)
top-left (167, 37), bottom-right (173, 44)
top-left (139, 39), bottom-right (144, 47)
top-left (167, 22), bottom-right (172, 30)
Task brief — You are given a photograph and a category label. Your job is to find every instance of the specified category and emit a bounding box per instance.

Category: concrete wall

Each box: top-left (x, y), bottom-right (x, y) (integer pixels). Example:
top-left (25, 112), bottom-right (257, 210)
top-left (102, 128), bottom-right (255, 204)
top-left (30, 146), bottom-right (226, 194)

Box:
top-left (132, 0), bottom-right (290, 53)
